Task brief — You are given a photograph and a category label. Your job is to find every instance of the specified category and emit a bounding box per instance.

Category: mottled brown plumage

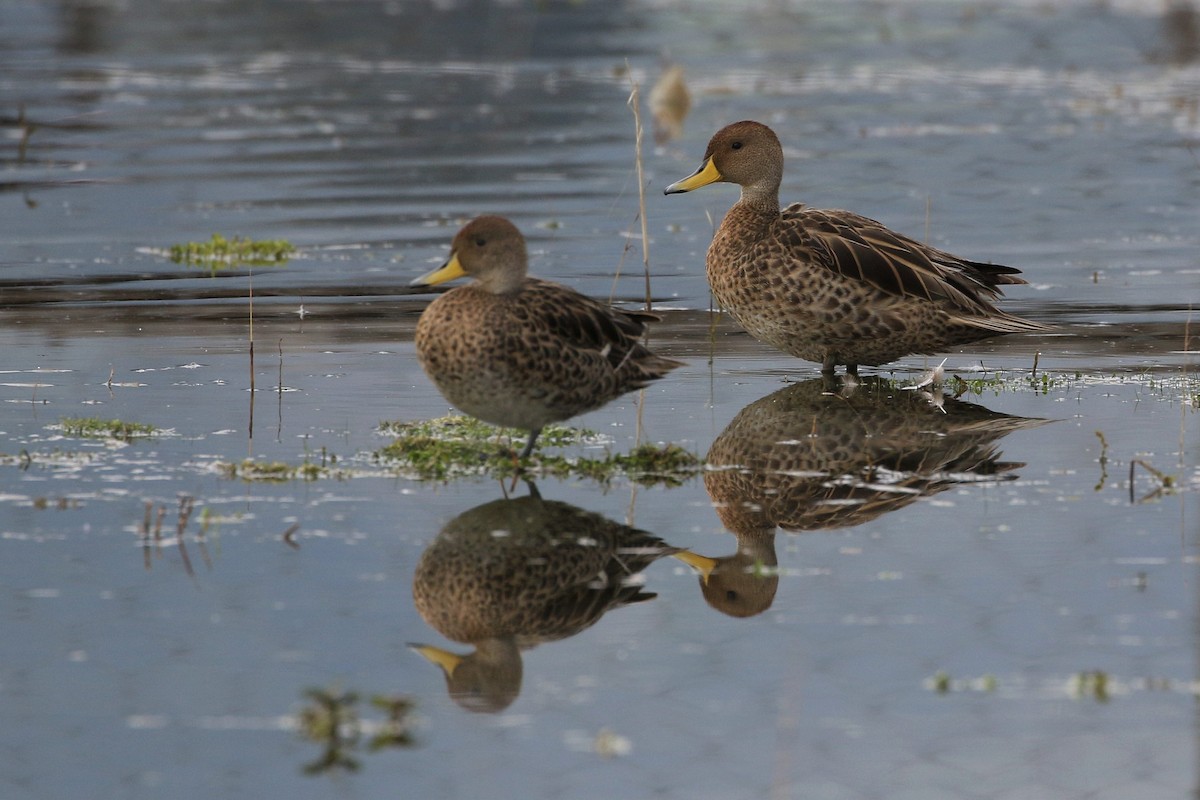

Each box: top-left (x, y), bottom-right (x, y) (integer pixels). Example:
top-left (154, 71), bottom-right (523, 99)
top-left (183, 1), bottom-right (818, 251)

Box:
top-left (410, 487), bottom-right (678, 712)
top-left (412, 215), bottom-right (682, 457)
top-left (678, 377), bottom-right (1045, 617)
top-left (665, 120), bottom-right (1048, 374)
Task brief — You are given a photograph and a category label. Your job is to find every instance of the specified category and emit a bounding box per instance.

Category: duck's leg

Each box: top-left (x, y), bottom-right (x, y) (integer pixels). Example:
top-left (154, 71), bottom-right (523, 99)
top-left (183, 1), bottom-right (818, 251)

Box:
top-left (821, 355), bottom-right (837, 375)
top-left (845, 363), bottom-right (859, 377)
top-left (507, 429), bottom-right (542, 491)
top-left (519, 427), bottom-right (542, 459)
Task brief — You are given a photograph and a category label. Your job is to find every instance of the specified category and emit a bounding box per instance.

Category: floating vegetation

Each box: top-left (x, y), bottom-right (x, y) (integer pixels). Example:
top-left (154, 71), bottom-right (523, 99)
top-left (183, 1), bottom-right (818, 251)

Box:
top-left (924, 669), bottom-right (1200, 702)
top-left (949, 370), bottom-right (1077, 397)
top-left (169, 233), bottom-right (295, 271)
top-left (56, 416), bottom-right (159, 442)
top-left (1094, 430), bottom-right (1109, 491)
top-left (220, 458), bottom-right (333, 483)
top-left (374, 415), bottom-right (578, 481)
top-left (215, 443), bottom-right (343, 483)
top-left (595, 442), bottom-right (700, 486)
top-left (1069, 670), bottom-right (1111, 702)
top-left (377, 413), bottom-right (591, 447)
top-left (0, 449), bottom-right (95, 470)
top-left (297, 686), bottom-right (417, 775)
top-left (30, 496), bottom-right (79, 510)
top-left (375, 414), bottom-right (701, 485)
top-left (928, 670), bottom-right (997, 695)
top-left (949, 368), bottom-right (1200, 400)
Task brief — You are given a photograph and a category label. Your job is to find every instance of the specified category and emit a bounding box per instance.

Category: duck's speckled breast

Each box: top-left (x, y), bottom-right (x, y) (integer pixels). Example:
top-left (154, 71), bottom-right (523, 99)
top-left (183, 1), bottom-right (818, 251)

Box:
top-left (705, 207), bottom-right (842, 361)
top-left (414, 287), bottom-right (548, 430)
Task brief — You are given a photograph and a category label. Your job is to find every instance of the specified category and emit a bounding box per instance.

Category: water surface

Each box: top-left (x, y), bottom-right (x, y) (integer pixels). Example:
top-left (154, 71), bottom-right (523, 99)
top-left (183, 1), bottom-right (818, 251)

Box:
top-left (2, 1), bottom-right (1199, 798)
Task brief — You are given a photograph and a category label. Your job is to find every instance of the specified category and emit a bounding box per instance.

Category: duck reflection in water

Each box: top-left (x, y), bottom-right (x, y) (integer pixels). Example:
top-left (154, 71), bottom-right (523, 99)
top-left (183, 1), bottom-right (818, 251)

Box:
top-left (677, 377), bottom-right (1045, 618)
top-left (410, 483), bottom-right (679, 713)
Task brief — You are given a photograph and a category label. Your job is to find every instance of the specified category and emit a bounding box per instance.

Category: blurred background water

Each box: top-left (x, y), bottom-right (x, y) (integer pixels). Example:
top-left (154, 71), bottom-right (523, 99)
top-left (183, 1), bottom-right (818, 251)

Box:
top-left (2, 1), bottom-right (1199, 798)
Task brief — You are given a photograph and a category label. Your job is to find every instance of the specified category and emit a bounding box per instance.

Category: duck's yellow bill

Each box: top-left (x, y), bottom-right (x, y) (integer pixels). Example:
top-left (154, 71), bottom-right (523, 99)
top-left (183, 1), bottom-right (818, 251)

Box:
top-left (409, 643), bottom-right (464, 677)
top-left (664, 156), bottom-right (722, 194)
top-left (411, 253), bottom-right (466, 287)
top-left (673, 550), bottom-right (719, 584)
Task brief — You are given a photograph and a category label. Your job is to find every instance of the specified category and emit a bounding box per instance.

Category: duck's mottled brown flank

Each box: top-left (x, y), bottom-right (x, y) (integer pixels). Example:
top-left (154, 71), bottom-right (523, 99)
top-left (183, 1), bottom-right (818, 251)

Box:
top-left (412, 215), bottom-right (682, 456)
top-left (665, 120), bottom-right (1048, 374)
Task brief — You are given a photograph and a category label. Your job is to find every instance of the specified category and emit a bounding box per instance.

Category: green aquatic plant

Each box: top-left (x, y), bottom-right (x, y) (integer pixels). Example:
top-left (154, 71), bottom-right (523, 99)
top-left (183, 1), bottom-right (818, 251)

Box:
top-left (169, 233), bottom-right (295, 271)
top-left (297, 686), bottom-right (416, 775)
top-left (377, 414), bottom-right (592, 448)
top-left (57, 416), bottom-right (159, 441)
top-left (1094, 430), bottom-right (1109, 491)
top-left (220, 445), bottom-right (340, 483)
top-left (927, 671), bottom-right (998, 695)
top-left (365, 695), bottom-right (417, 751)
top-left (375, 414), bottom-right (700, 485)
top-left (1070, 670), bottom-right (1111, 702)
top-left (220, 459), bottom-right (331, 482)
top-left (612, 442), bottom-right (701, 485)
top-left (217, 417), bottom-right (701, 485)
top-left (552, 442), bottom-right (702, 487)
top-left (949, 370), bottom-right (1070, 397)
top-left (927, 669), bottom-right (1200, 702)
top-left (1028, 370), bottom-right (1067, 394)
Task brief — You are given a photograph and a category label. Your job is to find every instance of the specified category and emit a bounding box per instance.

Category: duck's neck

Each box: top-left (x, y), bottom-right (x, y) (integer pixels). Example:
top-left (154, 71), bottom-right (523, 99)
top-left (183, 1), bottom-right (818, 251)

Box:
top-left (716, 189), bottom-right (780, 250)
top-left (734, 530), bottom-right (779, 566)
top-left (732, 182), bottom-right (780, 223)
top-left (476, 272), bottom-right (526, 296)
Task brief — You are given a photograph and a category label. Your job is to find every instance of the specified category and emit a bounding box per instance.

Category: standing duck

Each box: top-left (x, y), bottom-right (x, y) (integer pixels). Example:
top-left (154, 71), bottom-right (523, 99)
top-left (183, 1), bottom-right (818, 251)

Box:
top-left (665, 120), bottom-right (1047, 375)
top-left (412, 215), bottom-right (682, 457)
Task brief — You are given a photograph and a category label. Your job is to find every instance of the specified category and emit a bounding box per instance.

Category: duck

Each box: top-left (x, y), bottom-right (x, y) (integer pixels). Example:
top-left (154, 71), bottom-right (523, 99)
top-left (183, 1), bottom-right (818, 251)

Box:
top-left (677, 377), bottom-right (1045, 617)
top-left (411, 215), bottom-right (682, 457)
top-left (410, 484), bottom-right (679, 712)
top-left (664, 120), bottom-right (1048, 375)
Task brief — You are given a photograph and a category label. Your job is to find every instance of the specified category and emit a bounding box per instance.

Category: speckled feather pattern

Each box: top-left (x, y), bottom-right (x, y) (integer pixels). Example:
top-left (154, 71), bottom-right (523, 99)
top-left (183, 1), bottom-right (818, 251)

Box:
top-left (688, 377), bottom-right (1043, 618)
top-left (703, 378), bottom-right (1044, 536)
top-left (412, 494), bottom-right (678, 646)
top-left (415, 277), bottom-right (679, 432)
top-left (709, 203), bottom-right (1042, 367)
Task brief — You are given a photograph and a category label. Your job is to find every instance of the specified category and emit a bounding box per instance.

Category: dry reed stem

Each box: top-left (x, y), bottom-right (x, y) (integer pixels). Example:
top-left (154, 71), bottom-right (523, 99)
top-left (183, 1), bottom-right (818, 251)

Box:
top-left (248, 270), bottom-right (256, 448)
top-left (283, 523), bottom-right (301, 550)
top-left (625, 68), bottom-right (654, 448)
top-left (277, 337), bottom-right (285, 442)
top-left (626, 68), bottom-right (652, 311)
top-left (1181, 306), bottom-right (1192, 468)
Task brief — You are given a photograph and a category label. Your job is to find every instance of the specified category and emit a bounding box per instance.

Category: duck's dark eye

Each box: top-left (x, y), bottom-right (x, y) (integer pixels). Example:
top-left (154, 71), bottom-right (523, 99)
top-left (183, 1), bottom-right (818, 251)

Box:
top-left (474, 237), bottom-right (487, 247)
top-left (730, 141), bottom-right (742, 150)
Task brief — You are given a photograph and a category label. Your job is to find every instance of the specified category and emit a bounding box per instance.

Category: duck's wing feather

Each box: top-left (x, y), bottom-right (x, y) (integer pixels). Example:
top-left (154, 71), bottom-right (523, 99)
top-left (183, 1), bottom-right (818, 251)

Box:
top-left (521, 279), bottom-right (662, 370)
top-left (780, 205), bottom-right (1027, 316)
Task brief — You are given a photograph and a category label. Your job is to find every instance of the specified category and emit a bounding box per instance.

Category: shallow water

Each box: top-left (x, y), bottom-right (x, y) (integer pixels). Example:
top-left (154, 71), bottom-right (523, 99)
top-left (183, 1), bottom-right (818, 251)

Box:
top-left (2, 1), bottom-right (1199, 798)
